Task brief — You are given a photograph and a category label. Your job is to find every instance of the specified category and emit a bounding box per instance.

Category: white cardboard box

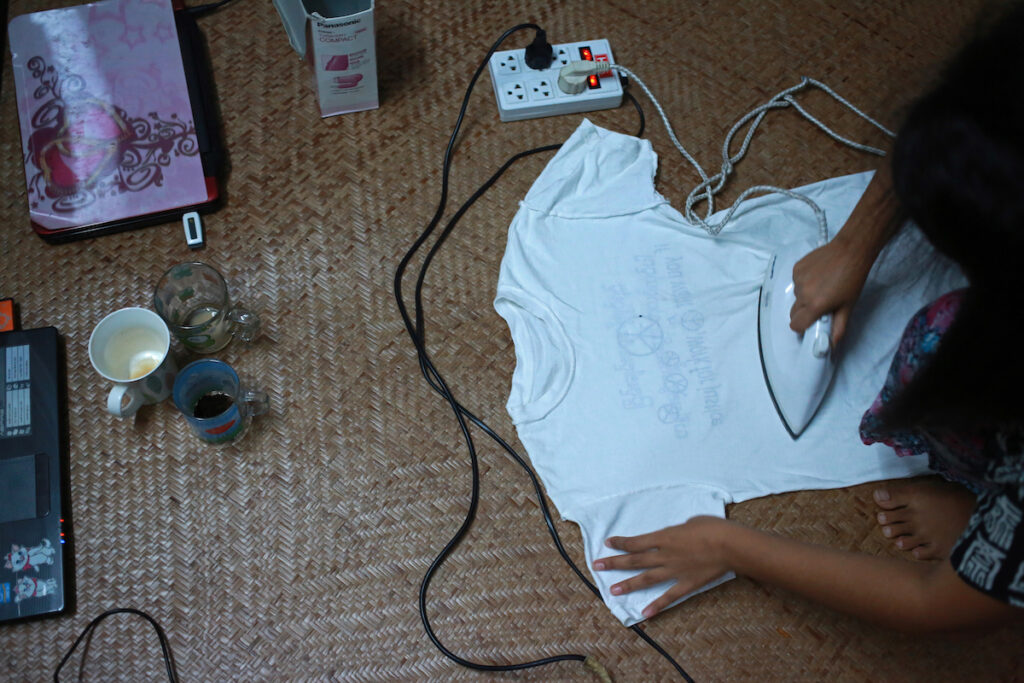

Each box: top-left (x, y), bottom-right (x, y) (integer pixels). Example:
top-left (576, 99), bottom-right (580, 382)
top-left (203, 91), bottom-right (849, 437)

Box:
top-left (273, 0), bottom-right (379, 117)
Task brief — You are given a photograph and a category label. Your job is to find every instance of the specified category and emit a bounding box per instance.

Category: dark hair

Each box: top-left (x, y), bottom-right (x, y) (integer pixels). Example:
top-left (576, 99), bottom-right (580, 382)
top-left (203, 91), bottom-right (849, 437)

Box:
top-left (882, 2), bottom-right (1024, 432)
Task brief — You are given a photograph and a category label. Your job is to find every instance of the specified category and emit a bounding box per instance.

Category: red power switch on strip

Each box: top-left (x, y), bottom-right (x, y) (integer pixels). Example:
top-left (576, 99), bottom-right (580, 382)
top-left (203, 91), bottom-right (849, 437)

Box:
top-left (577, 47), bottom-right (613, 88)
top-left (0, 299), bottom-right (15, 332)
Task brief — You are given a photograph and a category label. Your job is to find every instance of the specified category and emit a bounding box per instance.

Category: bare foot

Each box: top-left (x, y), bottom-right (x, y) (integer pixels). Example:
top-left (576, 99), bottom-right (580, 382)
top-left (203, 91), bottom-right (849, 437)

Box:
top-left (873, 476), bottom-right (976, 561)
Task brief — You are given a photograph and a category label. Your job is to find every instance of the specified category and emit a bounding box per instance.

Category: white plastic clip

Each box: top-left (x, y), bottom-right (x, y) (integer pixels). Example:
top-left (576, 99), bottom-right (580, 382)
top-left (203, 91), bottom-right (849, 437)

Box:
top-left (183, 211), bottom-right (204, 249)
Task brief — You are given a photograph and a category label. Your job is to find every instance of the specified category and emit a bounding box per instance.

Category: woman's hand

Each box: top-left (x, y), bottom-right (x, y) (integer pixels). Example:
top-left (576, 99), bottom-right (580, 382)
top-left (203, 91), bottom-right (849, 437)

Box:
top-left (789, 236), bottom-right (875, 346)
top-left (593, 516), bottom-right (734, 618)
top-left (789, 166), bottom-right (902, 347)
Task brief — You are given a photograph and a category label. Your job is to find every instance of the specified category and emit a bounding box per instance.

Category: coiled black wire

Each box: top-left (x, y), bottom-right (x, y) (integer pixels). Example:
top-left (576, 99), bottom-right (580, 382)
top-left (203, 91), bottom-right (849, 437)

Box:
top-left (54, 608), bottom-right (178, 682)
top-left (393, 23), bottom-right (693, 681)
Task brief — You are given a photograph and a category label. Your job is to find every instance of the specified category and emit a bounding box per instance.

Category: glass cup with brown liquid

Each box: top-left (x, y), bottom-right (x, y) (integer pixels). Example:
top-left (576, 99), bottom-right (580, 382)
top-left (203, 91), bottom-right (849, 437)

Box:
top-left (153, 262), bottom-right (261, 354)
top-left (172, 359), bottom-right (269, 446)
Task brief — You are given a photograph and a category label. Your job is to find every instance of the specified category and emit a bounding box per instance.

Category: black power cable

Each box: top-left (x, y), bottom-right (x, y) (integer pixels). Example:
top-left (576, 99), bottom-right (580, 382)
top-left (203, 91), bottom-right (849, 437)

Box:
top-left (54, 608), bottom-right (178, 682)
top-left (393, 24), bottom-right (693, 681)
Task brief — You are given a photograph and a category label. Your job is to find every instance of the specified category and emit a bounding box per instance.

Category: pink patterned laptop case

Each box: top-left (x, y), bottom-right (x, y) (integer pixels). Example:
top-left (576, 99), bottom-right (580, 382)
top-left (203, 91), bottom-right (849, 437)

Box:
top-left (8, 0), bottom-right (218, 242)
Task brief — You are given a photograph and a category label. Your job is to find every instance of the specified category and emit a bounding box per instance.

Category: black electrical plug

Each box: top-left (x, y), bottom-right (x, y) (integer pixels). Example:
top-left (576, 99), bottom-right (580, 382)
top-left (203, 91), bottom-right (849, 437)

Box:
top-left (524, 29), bottom-right (554, 70)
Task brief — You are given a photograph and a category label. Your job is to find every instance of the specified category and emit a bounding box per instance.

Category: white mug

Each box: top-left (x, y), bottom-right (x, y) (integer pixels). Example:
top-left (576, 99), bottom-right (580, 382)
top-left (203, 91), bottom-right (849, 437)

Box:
top-left (89, 308), bottom-right (178, 417)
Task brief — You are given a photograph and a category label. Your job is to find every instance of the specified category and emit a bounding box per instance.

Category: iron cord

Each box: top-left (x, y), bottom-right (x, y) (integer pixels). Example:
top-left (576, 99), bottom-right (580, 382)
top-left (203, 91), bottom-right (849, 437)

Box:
top-left (607, 64), bottom-right (894, 243)
top-left (393, 24), bottom-right (693, 681)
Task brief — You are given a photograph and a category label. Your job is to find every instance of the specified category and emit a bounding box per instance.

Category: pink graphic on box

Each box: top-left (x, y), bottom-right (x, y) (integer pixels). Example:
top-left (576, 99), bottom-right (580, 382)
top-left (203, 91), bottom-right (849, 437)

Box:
top-left (333, 74), bottom-right (363, 89)
top-left (325, 54), bottom-right (349, 71)
top-left (10, 0), bottom-right (208, 230)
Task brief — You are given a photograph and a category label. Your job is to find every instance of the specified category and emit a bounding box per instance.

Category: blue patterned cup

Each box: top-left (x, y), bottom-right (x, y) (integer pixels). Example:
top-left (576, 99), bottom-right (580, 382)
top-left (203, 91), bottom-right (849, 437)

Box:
top-left (172, 360), bottom-right (268, 446)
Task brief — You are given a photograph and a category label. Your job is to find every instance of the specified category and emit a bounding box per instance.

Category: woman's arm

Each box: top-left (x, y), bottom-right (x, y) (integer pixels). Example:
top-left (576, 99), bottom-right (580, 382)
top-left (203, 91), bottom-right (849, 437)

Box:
top-left (790, 164), bottom-right (903, 345)
top-left (594, 516), bottom-right (1020, 631)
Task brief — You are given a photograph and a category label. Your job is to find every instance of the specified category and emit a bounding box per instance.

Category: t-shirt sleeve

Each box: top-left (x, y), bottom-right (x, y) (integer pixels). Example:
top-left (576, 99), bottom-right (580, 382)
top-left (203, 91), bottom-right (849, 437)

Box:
top-left (569, 484), bottom-right (734, 626)
top-left (949, 485), bottom-right (1024, 607)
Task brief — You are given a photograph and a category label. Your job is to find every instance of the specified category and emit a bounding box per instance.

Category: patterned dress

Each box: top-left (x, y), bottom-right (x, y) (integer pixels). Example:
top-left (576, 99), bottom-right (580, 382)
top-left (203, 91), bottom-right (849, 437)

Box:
top-left (860, 289), bottom-right (1024, 607)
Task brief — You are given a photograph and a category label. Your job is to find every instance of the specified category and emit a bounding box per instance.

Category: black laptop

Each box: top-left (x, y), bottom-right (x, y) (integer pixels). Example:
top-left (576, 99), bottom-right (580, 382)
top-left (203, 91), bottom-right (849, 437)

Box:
top-left (0, 327), bottom-right (73, 623)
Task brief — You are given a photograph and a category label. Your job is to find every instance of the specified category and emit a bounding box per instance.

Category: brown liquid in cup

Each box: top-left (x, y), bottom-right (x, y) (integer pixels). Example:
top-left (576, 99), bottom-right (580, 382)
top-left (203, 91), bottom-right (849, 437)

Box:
top-left (193, 392), bottom-right (234, 419)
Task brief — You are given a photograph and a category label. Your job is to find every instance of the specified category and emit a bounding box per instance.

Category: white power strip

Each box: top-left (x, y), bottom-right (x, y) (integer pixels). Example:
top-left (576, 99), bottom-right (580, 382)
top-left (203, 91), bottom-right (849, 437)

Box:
top-left (487, 39), bottom-right (623, 122)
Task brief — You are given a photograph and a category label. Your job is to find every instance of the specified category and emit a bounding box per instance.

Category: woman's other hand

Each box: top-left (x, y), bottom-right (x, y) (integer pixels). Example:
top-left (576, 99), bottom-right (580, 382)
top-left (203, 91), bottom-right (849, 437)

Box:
top-left (593, 516), bottom-right (732, 619)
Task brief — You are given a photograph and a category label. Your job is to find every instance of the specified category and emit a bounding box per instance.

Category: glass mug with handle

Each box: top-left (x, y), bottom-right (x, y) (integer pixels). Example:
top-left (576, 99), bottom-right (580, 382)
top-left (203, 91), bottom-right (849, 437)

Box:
top-left (153, 262), bottom-right (261, 354)
top-left (172, 359), bottom-right (269, 446)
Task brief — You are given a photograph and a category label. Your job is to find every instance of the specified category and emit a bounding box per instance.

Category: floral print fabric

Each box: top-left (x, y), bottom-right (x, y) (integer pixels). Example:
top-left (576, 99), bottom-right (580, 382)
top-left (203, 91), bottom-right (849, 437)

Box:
top-left (860, 289), bottom-right (1024, 606)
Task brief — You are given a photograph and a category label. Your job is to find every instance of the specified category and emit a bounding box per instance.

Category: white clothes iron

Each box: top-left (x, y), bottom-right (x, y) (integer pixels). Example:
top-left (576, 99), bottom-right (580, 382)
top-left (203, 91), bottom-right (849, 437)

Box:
top-left (757, 239), bottom-right (835, 438)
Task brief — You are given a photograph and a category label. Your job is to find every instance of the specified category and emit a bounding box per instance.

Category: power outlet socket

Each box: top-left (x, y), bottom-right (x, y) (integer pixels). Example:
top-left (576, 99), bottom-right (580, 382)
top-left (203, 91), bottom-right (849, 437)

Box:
top-left (488, 39), bottom-right (622, 122)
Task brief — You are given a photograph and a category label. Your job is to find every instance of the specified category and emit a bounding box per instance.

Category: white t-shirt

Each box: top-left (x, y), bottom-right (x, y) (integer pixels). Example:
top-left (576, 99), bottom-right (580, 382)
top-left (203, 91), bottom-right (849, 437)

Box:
top-left (494, 119), bottom-right (964, 625)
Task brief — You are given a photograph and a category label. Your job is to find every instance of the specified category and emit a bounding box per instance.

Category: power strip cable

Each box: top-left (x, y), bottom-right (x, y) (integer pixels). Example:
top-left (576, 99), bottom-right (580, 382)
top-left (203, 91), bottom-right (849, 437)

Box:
top-left (394, 23), bottom-right (694, 682)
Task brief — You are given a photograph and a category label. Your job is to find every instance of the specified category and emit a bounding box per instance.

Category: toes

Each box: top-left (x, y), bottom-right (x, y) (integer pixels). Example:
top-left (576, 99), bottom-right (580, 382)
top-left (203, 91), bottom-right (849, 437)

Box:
top-left (873, 487), bottom-right (905, 510)
top-left (876, 509), bottom-right (910, 526)
top-left (880, 522), bottom-right (909, 538)
top-left (872, 477), bottom-right (975, 561)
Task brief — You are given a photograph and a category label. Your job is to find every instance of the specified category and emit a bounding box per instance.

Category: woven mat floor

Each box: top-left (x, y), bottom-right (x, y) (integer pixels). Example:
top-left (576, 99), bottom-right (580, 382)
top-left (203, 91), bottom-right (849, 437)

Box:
top-left (3, 0), bottom-right (1023, 680)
